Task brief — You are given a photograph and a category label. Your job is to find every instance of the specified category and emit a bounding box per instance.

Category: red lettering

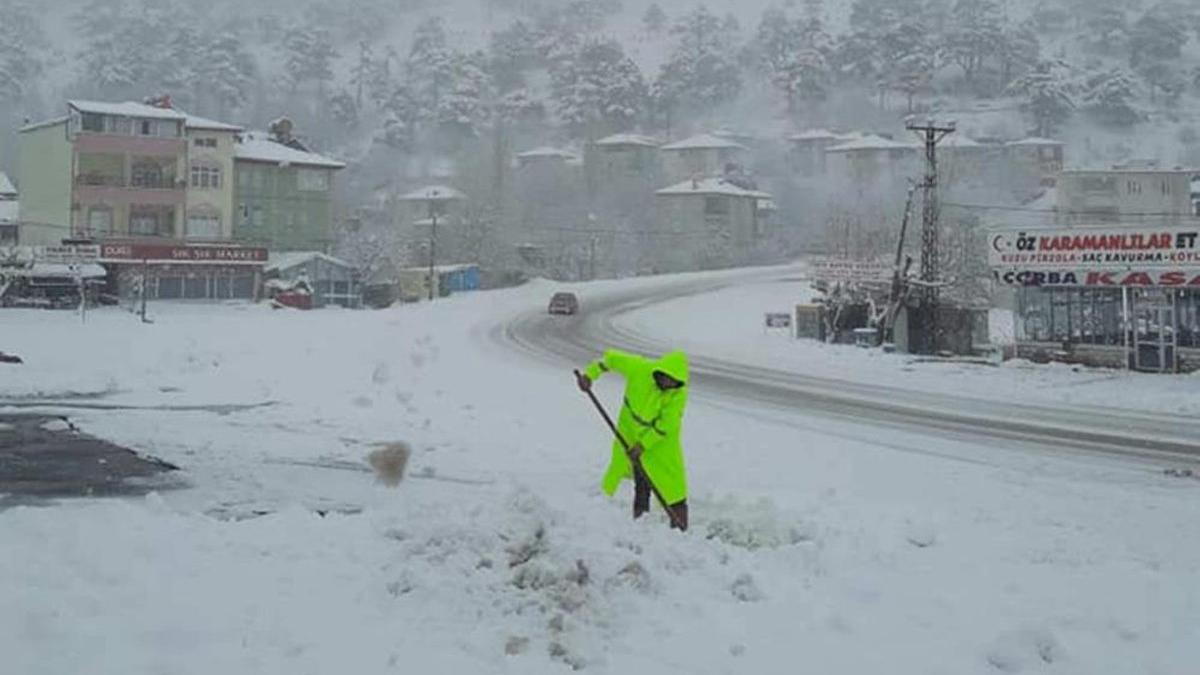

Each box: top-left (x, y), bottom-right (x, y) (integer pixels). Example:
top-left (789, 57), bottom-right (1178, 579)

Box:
top-left (1121, 272), bottom-right (1153, 286)
top-left (1086, 272), bottom-right (1116, 285)
top-left (1159, 271), bottom-right (1187, 286)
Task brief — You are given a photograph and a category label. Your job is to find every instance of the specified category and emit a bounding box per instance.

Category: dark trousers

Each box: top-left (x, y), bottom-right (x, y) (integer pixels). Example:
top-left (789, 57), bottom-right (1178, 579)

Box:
top-left (633, 469), bottom-right (688, 531)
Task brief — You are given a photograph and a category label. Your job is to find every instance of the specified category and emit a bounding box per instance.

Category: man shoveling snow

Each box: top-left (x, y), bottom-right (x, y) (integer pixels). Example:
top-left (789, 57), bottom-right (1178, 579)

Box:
top-left (576, 349), bottom-right (690, 531)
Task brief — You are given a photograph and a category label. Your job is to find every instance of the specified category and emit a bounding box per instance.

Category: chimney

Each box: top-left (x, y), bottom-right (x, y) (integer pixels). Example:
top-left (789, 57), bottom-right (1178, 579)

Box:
top-left (144, 94), bottom-right (173, 109)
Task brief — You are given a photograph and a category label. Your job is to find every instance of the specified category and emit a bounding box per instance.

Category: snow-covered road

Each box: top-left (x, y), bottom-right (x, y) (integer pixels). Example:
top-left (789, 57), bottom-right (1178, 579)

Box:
top-left (2, 271), bottom-right (1198, 674)
top-left (498, 265), bottom-right (1200, 467)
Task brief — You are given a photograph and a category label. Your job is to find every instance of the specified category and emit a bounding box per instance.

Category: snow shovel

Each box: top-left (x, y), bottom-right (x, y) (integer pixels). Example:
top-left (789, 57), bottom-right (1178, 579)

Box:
top-left (574, 370), bottom-right (687, 531)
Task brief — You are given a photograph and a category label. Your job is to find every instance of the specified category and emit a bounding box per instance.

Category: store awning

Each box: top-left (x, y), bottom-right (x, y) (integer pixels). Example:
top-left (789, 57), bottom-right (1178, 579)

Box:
top-left (28, 263), bottom-right (107, 278)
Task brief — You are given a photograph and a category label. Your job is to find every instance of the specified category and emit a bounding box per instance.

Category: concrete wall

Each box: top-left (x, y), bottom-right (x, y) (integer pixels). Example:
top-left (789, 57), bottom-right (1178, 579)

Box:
top-left (16, 121), bottom-right (72, 245)
top-left (1057, 171), bottom-right (1193, 223)
top-left (185, 128), bottom-right (237, 240)
top-left (653, 193), bottom-right (758, 272)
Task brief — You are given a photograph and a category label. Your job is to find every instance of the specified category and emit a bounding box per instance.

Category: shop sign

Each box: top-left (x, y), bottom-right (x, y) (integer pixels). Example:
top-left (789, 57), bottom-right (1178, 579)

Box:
top-left (989, 227), bottom-right (1200, 271)
top-left (99, 243), bottom-right (267, 265)
top-left (994, 268), bottom-right (1200, 287)
top-left (811, 258), bottom-right (891, 283)
top-left (35, 245), bottom-right (100, 264)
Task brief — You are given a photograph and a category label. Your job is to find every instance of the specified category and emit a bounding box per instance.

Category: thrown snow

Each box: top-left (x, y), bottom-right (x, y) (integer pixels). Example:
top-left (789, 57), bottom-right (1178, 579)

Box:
top-left (1, 272), bottom-right (1198, 674)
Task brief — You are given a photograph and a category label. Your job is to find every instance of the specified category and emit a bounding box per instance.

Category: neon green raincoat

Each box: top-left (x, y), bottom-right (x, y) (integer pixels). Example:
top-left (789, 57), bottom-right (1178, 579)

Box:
top-left (584, 349), bottom-right (689, 505)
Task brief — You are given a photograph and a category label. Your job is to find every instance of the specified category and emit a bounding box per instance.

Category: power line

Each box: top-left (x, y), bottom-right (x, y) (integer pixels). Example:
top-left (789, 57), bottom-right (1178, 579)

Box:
top-left (943, 201), bottom-right (1200, 220)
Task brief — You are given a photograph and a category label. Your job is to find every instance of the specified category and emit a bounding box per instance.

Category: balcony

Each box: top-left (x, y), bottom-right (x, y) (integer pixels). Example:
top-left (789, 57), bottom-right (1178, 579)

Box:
top-left (74, 158), bottom-right (186, 207)
top-left (74, 133), bottom-right (185, 157)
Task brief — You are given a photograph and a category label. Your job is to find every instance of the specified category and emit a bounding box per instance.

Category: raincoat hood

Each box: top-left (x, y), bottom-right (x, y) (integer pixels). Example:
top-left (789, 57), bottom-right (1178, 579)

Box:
top-left (654, 351), bottom-right (689, 385)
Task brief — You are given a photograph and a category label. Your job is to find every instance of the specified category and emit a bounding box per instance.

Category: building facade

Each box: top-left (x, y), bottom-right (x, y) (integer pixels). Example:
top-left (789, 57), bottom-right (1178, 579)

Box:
top-left (653, 178), bottom-right (772, 272)
top-left (184, 115), bottom-right (242, 241)
top-left (233, 129), bottom-right (346, 252)
top-left (1056, 165), bottom-right (1194, 226)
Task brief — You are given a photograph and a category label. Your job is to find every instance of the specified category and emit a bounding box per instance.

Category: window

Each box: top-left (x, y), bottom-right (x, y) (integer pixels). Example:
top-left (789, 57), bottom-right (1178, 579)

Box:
top-left (87, 208), bottom-right (112, 235)
top-left (186, 212), bottom-right (221, 239)
top-left (1126, 180), bottom-right (1142, 195)
top-left (104, 115), bottom-right (132, 135)
top-left (251, 206), bottom-right (264, 226)
top-left (81, 113), bottom-right (104, 132)
top-left (1162, 180), bottom-right (1171, 195)
top-left (131, 161), bottom-right (164, 188)
top-left (129, 206), bottom-right (172, 236)
top-left (140, 120), bottom-right (153, 136)
top-left (193, 137), bottom-right (218, 148)
top-left (238, 203), bottom-right (250, 226)
top-left (297, 169), bottom-right (330, 192)
top-left (238, 168), bottom-right (252, 189)
top-left (704, 196), bottom-right (730, 216)
top-left (190, 165), bottom-right (222, 189)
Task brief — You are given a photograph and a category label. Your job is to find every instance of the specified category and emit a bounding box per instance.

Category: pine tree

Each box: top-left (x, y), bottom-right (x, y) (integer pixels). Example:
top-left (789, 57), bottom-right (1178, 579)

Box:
top-left (203, 33), bottom-right (256, 117)
top-left (329, 90), bottom-right (359, 129)
top-left (407, 17), bottom-right (456, 127)
top-left (1006, 61), bottom-right (1075, 138)
top-left (998, 19), bottom-right (1041, 89)
top-left (755, 7), bottom-right (829, 113)
top-left (0, 0), bottom-right (46, 102)
top-left (944, 0), bottom-right (1004, 91)
top-left (643, 4), bottom-right (668, 34)
top-left (1079, 0), bottom-right (1129, 54)
top-left (1082, 68), bottom-right (1141, 126)
top-left (438, 51), bottom-right (492, 138)
top-left (551, 39), bottom-right (646, 137)
top-left (490, 20), bottom-right (539, 90)
top-left (350, 41), bottom-right (374, 109)
top-left (1130, 2), bottom-right (1191, 103)
top-left (280, 24), bottom-right (336, 95)
top-left (655, 5), bottom-right (743, 122)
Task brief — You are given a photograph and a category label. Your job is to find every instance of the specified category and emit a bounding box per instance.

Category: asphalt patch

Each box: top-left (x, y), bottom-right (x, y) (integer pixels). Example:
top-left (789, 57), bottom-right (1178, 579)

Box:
top-left (0, 414), bottom-right (181, 505)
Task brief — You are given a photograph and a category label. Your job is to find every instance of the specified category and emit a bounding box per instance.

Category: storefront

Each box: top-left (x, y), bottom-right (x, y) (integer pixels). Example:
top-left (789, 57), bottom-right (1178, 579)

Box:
top-left (97, 241), bottom-right (267, 302)
top-left (990, 226), bottom-right (1200, 372)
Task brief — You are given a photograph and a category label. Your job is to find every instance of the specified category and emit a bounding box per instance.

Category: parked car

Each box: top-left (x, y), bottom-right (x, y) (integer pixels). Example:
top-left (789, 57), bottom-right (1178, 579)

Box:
top-left (548, 291), bottom-right (579, 315)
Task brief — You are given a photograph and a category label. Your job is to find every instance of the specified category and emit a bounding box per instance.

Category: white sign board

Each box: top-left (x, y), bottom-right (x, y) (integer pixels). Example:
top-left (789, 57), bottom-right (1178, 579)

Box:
top-left (35, 245), bottom-right (101, 264)
top-left (764, 312), bottom-right (792, 329)
top-left (988, 227), bottom-right (1200, 272)
top-left (811, 258), bottom-right (892, 284)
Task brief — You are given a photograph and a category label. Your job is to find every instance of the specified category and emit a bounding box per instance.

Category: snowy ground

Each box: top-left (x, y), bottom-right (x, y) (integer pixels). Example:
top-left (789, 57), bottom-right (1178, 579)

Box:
top-left (2, 274), bottom-right (1198, 674)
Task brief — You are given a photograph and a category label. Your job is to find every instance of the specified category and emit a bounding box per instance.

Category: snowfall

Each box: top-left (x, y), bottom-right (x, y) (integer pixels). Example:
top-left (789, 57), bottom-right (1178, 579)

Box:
top-left (1, 267), bottom-right (1198, 675)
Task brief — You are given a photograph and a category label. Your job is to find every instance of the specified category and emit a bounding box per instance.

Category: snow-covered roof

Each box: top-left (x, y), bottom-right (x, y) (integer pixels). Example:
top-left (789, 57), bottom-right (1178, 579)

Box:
top-left (516, 146), bottom-right (578, 160)
top-left (594, 133), bottom-right (659, 148)
top-left (788, 129), bottom-right (839, 142)
top-left (656, 177), bottom-right (771, 199)
top-left (660, 134), bottom-right (746, 151)
top-left (185, 114), bottom-right (243, 132)
top-left (0, 172), bottom-right (15, 196)
top-left (68, 100), bottom-right (186, 121)
top-left (26, 262), bottom-right (107, 278)
top-left (826, 134), bottom-right (918, 153)
top-left (398, 185), bottom-right (466, 202)
top-left (1007, 137), bottom-right (1064, 147)
top-left (19, 116), bottom-right (68, 133)
top-left (265, 251), bottom-right (353, 273)
top-left (941, 135), bottom-right (983, 148)
top-left (235, 132), bottom-right (346, 169)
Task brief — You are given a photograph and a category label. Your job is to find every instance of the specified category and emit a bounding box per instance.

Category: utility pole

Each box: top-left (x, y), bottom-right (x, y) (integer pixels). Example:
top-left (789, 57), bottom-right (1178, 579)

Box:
top-left (140, 257), bottom-right (149, 323)
top-left (906, 119), bottom-right (955, 354)
top-left (427, 189), bottom-right (439, 301)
